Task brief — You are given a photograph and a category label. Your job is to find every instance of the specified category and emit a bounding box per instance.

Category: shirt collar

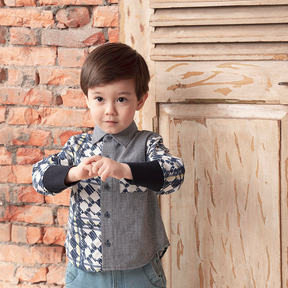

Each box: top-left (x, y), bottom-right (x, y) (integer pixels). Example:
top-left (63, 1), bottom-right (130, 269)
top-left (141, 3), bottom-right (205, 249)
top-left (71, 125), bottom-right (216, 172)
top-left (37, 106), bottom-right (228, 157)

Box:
top-left (92, 121), bottom-right (138, 147)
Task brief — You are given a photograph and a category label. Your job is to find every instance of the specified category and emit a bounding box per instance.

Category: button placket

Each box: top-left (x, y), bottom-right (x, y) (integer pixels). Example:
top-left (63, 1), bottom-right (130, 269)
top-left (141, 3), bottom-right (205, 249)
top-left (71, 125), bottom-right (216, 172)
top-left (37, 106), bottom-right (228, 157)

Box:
top-left (101, 134), bottom-right (116, 255)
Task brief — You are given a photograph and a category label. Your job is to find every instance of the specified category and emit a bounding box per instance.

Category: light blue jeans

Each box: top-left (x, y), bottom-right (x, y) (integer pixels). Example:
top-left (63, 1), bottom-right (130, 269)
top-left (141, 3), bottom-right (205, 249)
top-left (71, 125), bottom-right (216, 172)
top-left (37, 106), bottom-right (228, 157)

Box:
top-left (65, 254), bottom-right (167, 288)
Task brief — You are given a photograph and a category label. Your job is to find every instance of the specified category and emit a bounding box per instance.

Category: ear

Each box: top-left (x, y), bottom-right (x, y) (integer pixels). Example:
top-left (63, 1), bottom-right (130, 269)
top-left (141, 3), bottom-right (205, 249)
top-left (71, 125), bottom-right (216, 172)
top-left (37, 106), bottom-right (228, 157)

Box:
top-left (136, 93), bottom-right (148, 111)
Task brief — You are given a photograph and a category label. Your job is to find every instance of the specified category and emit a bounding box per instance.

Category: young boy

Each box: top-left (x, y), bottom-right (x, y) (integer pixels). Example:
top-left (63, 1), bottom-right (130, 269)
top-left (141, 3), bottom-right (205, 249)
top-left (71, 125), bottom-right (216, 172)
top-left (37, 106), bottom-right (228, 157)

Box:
top-left (32, 43), bottom-right (185, 288)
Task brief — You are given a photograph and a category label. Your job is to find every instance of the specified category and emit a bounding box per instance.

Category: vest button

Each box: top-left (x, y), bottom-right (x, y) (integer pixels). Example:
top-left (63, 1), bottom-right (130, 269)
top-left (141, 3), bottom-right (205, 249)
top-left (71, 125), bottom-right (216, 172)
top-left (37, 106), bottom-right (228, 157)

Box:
top-left (104, 211), bottom-right (110, 218)
top-left (104, 183), bottom-right (110, 190)
top-left (105, 240), bottom-right (111, 247)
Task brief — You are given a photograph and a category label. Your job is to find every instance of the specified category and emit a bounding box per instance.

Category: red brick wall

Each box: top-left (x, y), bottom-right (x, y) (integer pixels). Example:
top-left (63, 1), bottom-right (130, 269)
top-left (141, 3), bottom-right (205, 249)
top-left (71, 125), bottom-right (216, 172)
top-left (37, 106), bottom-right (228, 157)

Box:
top-left (0, 0), bottom-right (118, 286)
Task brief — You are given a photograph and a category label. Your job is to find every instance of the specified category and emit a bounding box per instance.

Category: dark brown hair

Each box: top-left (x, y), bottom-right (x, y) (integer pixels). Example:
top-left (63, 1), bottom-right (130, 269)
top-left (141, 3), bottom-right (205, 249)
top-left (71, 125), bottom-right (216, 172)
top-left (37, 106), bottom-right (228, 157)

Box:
top-left (80, 43), bottom-right (150, 100)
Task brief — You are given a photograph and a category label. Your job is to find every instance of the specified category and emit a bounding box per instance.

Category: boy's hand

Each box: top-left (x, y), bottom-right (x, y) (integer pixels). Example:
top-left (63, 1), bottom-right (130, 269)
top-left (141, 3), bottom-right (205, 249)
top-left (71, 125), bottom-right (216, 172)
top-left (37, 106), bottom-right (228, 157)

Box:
top-left (65, 155), bottom-right (132, 184)
top-left (90, 155), bottom-right (132, 182)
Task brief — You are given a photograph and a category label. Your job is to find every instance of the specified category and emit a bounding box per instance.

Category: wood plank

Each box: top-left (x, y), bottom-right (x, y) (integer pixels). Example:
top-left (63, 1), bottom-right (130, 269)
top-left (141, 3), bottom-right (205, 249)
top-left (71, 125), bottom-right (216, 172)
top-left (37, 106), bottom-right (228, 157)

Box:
top-left (159, 103), bottom-right (283, 287)
top-left (150, 6), bottom-right (288, 26)
top-left (280, 114), bottom-right (288, 287)
top-left (150, 43), bottom-right (288, 61)
top-left (155, 61), bottom-right (288, 104)
top-left (150, 0), bottom-right (288, 8)
top-left (151, 24), bottom-right (288, 44)
top-left (119, 0), bottom-right (156, 131)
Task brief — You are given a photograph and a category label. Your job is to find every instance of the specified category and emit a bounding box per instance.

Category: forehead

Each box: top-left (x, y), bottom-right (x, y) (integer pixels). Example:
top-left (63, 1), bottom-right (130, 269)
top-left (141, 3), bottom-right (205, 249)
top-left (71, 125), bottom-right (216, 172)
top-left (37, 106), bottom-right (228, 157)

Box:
top-left (88, 79), bottom-right (136, 94)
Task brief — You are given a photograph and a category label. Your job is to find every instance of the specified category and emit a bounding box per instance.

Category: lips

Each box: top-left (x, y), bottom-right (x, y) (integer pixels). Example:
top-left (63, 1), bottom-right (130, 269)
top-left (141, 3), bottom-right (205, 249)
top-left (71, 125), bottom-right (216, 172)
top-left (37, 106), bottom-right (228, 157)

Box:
top-left (104, 120), bottom-right (118, 125)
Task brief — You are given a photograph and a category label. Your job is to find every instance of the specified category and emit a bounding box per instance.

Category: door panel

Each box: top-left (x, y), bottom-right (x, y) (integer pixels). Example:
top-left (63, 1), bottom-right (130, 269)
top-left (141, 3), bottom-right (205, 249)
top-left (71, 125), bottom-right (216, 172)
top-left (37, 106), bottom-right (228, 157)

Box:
top-left (159, 104), bottom-right (286, 287)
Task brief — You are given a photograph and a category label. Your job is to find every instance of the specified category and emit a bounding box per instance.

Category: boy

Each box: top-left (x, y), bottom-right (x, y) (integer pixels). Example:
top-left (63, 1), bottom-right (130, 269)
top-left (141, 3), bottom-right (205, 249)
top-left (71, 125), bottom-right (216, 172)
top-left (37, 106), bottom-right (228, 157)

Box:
top-left (32, 43), bottom-right (185, 288)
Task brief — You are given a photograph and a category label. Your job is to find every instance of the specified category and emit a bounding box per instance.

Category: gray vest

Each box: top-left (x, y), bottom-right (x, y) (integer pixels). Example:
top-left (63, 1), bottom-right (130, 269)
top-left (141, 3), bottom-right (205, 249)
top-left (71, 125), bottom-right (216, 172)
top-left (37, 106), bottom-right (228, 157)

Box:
top-left (98, 124), bottom-right (169, 271)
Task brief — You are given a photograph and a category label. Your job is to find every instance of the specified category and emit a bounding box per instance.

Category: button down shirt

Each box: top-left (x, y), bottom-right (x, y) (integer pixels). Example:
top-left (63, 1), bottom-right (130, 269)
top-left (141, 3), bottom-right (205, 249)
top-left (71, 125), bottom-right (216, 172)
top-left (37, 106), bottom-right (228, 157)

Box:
top-left (32, 121), bottom-right (185, 272)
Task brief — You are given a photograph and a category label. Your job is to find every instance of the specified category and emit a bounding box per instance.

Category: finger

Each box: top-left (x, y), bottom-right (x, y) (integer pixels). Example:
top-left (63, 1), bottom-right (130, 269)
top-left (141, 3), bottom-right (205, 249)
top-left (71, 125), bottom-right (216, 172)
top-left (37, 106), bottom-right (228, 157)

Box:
top-left (83, 164), bottom-right (93, 177)
top-left (83, 155), bottom-right (102, 165)
top-left (92, 160), bottom-right (103, 175)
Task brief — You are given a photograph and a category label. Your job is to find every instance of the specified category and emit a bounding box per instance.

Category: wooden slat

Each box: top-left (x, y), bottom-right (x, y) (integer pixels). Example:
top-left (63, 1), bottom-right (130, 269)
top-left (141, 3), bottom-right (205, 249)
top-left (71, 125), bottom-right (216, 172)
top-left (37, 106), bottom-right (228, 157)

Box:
top-left (154, 61), bottom-right (288, 104)
top-left (150, 6), bottom-right (288, 26)
top-left (151, 24), bottom-right (288, 44)
top-left (150, 43), bottom-right (288, 61)
top-left (150, 0), bottom-right (288, 8)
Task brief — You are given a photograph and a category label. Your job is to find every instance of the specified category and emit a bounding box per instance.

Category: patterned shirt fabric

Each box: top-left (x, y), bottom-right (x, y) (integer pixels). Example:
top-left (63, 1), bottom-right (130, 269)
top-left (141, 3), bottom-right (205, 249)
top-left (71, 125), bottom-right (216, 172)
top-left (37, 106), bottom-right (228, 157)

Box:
top-left (32, 121), bottom-right (185, 272)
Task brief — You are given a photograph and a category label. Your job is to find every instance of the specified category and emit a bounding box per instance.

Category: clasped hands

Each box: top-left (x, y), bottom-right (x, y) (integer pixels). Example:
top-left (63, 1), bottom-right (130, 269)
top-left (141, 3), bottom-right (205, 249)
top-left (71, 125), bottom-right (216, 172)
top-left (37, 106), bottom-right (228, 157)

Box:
top-left (65, 155), bottom-right (132, 184)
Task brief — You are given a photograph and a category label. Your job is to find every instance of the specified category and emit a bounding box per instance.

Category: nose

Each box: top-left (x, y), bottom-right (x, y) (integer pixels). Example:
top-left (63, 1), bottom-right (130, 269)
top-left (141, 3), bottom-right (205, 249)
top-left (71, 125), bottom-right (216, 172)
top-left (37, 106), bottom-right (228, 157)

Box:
top-left (105, 102), bottom-right (117, 115)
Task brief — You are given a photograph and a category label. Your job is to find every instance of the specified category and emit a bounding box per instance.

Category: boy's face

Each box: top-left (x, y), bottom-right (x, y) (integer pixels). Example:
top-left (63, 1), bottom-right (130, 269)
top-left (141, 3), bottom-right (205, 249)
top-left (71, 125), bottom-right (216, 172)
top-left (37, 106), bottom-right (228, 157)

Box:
top-left (86, 79), bottom-right (147, 134)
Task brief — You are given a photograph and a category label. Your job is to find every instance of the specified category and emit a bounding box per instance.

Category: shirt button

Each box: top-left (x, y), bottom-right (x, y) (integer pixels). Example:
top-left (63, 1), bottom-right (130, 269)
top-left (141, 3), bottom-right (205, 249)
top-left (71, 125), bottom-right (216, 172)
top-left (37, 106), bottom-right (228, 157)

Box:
top-left (104, 211), bottom-right (110, 218)
top-left (107, 135), bottom-right (113, 141)
top-left (105, 240), bottom-right (111, 247)
top-left (104, 183), bottom-right (110, 190)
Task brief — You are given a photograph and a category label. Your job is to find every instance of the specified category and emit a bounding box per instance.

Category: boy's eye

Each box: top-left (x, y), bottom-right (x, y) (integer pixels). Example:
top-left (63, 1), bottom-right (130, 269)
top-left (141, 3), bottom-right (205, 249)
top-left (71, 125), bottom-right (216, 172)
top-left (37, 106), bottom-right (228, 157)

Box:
top-left (117, 97), bottom-right (127, 103)
top-left (95, 97), bottom-right (104, 102)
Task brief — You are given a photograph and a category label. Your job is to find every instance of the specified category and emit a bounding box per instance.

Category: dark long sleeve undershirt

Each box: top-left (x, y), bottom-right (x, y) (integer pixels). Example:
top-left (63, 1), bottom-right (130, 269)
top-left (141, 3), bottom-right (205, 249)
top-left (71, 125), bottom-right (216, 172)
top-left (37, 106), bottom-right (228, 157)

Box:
top-left (43, 160), bottom-right (164, 193)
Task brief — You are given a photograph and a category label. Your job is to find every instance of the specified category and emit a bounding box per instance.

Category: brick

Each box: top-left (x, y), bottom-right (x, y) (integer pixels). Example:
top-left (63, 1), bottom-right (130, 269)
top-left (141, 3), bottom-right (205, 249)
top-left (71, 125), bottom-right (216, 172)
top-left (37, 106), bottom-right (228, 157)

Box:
top-left (0, 106), bottom-right (5, 123)
top-left (0, 88), bottom-right (27, 105)
top-left (45, 189), bottom-right (70, 206)
top-left (0, 166), bottom-right (17, 183)
top-left (0, 47), bottom-right (57, 66)
top-left (16, 186), bottom-right (45, 204)
top-left (0, 68), bottom-right (6, 82)
top-left (40, 0), bottom-right (102, 5)
top-left (93, 6), bottom-right (118, 27)
top-left (0, 147), bottom-right (12, 165)
top-left (108, 27), bottom-right (119, 43)
top-left (47, 265), bottom-right (66, 285)
top-left (42, 28), bottom-right (104, 48)
top-left (39, 107), bottom-right (94, 128)
top-left (44, 149), bottom-right (60, 157)
top-left (0, 223), bottom-right (11, 241)
top-left (56, 7), bottom-right (90, 28)
top-left (8, 69), bottom-right (39, 87)
top-left (4, 0), bottom-right (36, 6)
top-left (0, 27), bottom-right (7, 44)
top-left (16, 267), bottom-right (47, 283)
top-left (61, 89), bottom-right (87, 107)
top-left (0, 243), bottom-right (63, 264)
top-left (0, 262), bottom-right (14, 282)
top-left (12, 165), bottom-right (33, 184)
top-left (0, 127), bottom-right (52, 146)
top-left (38, 68), bottom-right (80, 86)
top-left (0, 8), bottom-right (54, 28)
top-left (83, 31), bottom-right (105, 46)
top-left (54, 130), bottom-right (82, 146)
top-left (24, 88), bottom-right (53, 106)
top-left (43, 227), bottom-right (66, 246)
top-left (1, 205), bottom-right (53, 224)
top-left (12, 225), bottom-right (43, 244)
top-left (10, 27), bottom-right (38, 45)
top-left (31, 246), bottom-right (64, 264)
top-left (57, 208), bottom-right (69, 226)
top-left (17, 148), bottom-right (43, 165)
top-left (58, 48), bottom-right (88, 68)
top-left (8, 107), bottom-right (41, 125)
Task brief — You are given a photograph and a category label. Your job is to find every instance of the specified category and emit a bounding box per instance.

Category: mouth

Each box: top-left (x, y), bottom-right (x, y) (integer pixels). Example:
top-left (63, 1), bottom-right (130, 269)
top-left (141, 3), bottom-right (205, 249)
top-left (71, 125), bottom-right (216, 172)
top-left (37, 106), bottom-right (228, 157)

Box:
top-left (104, 120), bottom-right (118, 125)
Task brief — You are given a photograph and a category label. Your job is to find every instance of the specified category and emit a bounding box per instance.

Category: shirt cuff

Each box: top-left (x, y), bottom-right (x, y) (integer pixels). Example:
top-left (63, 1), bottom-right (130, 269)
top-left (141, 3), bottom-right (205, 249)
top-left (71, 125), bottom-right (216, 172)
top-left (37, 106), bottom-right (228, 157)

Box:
top-left (125, 160), bottom-right (164, 191)
top-left (43, 166), bottom-right (78, 193)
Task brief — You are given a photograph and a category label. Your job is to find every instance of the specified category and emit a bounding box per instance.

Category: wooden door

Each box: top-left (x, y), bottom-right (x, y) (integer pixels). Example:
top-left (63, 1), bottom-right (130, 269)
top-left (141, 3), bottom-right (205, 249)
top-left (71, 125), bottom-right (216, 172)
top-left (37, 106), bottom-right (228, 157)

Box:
top-left (119, 1), bottom-right (288, 287)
